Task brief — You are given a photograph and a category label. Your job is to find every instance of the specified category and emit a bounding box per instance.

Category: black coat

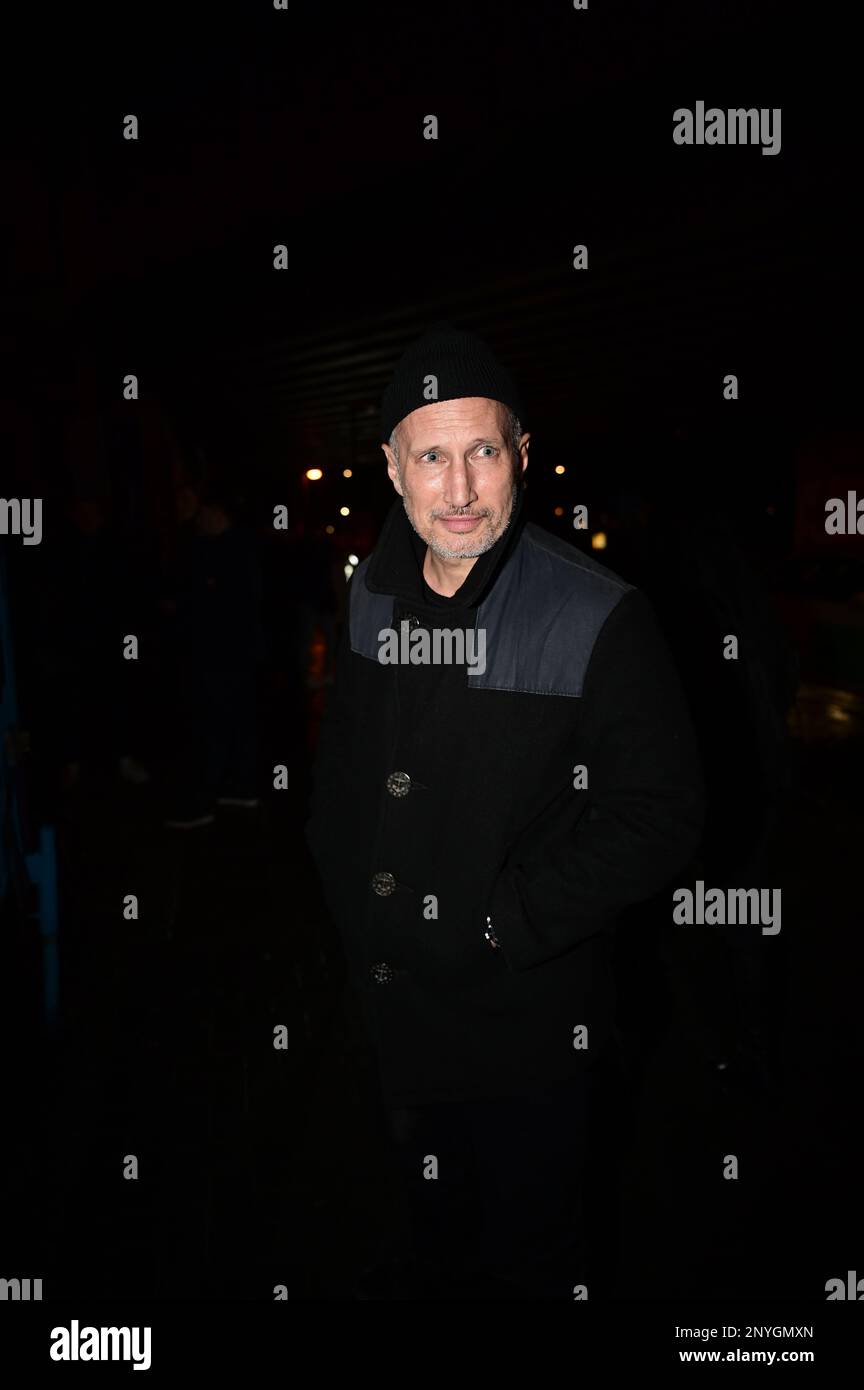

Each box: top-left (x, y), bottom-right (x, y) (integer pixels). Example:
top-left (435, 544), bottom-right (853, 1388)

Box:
top-left (306, 489), bottom-right (705, 1105)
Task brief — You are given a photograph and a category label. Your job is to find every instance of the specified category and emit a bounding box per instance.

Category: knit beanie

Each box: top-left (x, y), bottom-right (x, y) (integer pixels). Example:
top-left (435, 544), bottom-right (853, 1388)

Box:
top-left (380, 321), bottom-right (527, 444)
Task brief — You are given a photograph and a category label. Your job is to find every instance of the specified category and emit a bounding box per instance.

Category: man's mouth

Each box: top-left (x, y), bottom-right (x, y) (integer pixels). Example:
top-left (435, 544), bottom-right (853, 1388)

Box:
top-left (437, 514), bottom-right (486, 533)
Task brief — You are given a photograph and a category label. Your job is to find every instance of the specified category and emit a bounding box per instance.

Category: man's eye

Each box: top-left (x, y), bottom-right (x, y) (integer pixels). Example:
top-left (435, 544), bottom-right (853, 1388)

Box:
top-left (421, 452), bottom-right (440, 463)
top-left (477, 446), bottom-right (498, 457)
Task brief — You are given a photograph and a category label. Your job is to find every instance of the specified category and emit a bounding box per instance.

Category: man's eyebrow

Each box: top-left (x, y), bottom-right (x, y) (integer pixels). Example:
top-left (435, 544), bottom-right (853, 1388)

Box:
top-left (411, 437), bottom-right (504, 454)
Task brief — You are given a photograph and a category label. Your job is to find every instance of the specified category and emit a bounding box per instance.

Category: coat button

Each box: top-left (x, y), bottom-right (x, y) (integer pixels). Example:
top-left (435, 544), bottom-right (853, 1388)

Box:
top-left (386, 771), bottom-right (411, 798)
top-left (402, 613), bottom-right (421, 630)
top-left (371, 871), bottom-right (396, 896)
top-left (369, 961), bottom-right (396, 984)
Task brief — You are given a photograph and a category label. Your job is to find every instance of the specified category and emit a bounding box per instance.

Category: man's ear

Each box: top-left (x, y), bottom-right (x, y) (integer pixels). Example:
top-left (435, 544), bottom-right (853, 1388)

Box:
top-left (519, 433), bottom-right (530, 475)
top-left (383, 443), bottom-right (404, 496)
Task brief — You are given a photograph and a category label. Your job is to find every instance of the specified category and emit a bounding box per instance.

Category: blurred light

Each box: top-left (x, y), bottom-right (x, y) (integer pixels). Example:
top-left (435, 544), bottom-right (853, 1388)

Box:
top-left (591, 532), bottom-right (607, 550)
top-left (827, 704), bottom-right (850, 724)
top-left (339, 506), bottom-right (350, 516)
top-left (348, 553), bottom-right (359, 565)
top-left (554, 465), bottom-right (566, 475)
top-left (305, 468), bottom-right (323, 481)
top-left (553, 506), bottom-right (564, 517)
top-left (343, 468), bottom-right (353, 478)
top-left (325, 525), bottom-right (334, 534)
top-left (344, 563), bottom-right (354, 580)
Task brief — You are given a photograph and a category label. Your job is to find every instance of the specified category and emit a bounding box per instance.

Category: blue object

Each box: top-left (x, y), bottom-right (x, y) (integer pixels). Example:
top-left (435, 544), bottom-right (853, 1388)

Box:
top-left (0, 542), bottom-right (60, 1028)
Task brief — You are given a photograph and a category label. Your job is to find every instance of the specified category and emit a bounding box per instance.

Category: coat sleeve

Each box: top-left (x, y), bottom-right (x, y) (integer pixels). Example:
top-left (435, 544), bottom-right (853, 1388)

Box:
top-left (487, 587), bottom-right (706, 971)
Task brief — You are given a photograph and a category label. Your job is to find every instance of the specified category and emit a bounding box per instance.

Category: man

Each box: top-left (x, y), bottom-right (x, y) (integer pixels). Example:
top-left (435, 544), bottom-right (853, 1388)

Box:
top-left (306, 323), bottom-right (705, 1299)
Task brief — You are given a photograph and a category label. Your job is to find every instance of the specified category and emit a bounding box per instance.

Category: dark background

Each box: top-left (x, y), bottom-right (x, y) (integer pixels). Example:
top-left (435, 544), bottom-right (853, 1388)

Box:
top-left (1, 0), bottom-right (862, 1302)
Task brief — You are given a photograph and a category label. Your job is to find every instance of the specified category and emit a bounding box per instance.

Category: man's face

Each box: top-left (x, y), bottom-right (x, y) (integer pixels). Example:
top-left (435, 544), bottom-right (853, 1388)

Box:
top-left (383, 397), bottom-right (529, 561)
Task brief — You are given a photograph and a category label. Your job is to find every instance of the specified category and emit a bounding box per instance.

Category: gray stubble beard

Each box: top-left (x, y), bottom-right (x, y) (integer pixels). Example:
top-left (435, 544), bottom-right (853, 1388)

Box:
top-left (403, 478), bottom-right (519, 561)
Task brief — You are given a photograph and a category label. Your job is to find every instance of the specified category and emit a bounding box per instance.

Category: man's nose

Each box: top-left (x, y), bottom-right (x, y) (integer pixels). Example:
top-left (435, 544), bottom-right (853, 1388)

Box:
top-left (444, 461), bottom-right (477, 509)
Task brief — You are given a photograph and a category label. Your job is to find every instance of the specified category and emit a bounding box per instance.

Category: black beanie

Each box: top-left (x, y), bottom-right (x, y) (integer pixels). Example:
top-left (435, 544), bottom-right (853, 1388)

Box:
top-left (380, 321), bottom-right (527, 444)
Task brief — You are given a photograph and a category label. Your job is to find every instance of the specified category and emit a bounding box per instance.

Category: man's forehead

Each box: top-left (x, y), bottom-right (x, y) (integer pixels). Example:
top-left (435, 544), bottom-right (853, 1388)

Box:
top-left (399, 396), bottom-right (506, 446)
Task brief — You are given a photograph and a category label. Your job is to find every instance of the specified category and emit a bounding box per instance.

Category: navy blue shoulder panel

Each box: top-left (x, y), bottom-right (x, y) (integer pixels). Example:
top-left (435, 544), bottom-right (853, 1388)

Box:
top-left (471, 525), bottom-right (633, 696)
top-left (348, 526), bottom-right (634, 696)
top-left (349, 557), bottom-right (393, 660)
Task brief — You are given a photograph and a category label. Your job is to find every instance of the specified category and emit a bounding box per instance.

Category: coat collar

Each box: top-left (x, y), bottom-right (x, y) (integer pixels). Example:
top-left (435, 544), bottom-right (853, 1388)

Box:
top-left (364, 486), bottom-right (527, 608)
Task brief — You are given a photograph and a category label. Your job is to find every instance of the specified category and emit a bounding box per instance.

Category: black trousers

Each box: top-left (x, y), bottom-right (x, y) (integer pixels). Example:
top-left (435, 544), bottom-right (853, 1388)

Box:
top-left (386, 1070), bottom-right (596, 1299)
